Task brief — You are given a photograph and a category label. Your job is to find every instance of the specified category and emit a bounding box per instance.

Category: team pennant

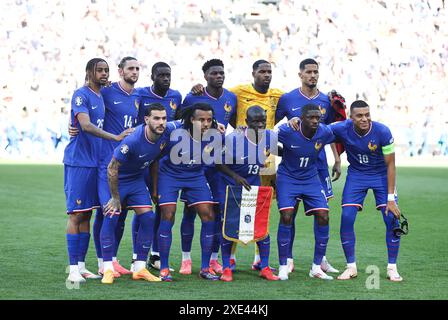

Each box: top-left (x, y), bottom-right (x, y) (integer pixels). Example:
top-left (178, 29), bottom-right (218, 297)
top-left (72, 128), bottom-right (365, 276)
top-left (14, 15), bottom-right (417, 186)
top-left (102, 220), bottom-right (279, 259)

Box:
top-left (223, 185), bottom-right (273, 244)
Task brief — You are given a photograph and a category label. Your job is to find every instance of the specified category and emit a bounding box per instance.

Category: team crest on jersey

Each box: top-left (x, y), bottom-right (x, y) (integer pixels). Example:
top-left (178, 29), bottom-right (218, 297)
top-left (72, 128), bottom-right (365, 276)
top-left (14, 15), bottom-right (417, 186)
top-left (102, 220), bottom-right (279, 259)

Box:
top-left (160, 142), bottom-right (166, 150)
top-left (224, 102), bottom-right (232, 113)
top-left (75, 96), bottom-right (83, 106)
top-left (368, 141), bottom-right (378, 152)
top-left (170, 100), bottom-right (177, 110)
top-left (319, 105), bottom-right (327, 115)
top-left (120, 144), bottom-right (129, 154)
top-left (315, 141), bottom-right (323, 151)
top-left (76, 199), bottom-right (82, 205)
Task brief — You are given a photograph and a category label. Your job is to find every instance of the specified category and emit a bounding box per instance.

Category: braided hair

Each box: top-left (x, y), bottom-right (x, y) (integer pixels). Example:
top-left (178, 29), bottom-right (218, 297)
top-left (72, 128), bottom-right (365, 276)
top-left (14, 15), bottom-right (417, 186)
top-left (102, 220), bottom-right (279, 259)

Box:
top-left (180, 103), bottom-right (216, 132)
top-left (85, 58), bottom-right (108, 82)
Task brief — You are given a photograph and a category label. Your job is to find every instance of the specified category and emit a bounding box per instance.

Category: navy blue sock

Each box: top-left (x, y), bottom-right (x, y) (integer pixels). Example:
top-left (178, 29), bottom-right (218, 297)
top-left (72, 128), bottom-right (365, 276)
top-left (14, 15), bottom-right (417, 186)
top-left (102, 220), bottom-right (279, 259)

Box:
top-left (288, 211), bottom-right (297, 259)
top-left (93, 209), bottom-right (103, 258)
top-left (78, 232), bottom-right (90, 263)
top-left (136, 211), bottom-right (156, 261)
top-left (151, 207), bottom-right (161, 254)
top-left (180, 205), bottom-right (196, 252)
top-left (257, 235), bottom-right (270, 269)
top-left (381, 208), bottom-right (401, 264)
top-left (211, 216), bottom-right (222, 257)
top-left (313, 218), bottom-right (329, 265)
top-left (100, 214), bottom-right (119, 262)
top-left (66, 233), bottom-right (79, 266)
top-left (221, 237), bottom-right (233, 269)
top-left (113, 209), bottom-right (128, 257)
top-left (340, 206), bottom-right (357, 263)
top-left (131, 214), bottom-right (139, 256)
top-left (158, 219), bottom-right (174, 270)
top-left (277, 223), bottom-right (292, 266)
top-left (200, 221), bottom-right (215, 270)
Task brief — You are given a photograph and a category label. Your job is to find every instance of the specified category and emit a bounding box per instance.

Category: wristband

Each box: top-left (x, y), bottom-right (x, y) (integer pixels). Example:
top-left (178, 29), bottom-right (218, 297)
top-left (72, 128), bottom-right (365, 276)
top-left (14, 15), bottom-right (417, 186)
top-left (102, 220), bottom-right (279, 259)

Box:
top-left (387, 194), bottom-right (395, 201)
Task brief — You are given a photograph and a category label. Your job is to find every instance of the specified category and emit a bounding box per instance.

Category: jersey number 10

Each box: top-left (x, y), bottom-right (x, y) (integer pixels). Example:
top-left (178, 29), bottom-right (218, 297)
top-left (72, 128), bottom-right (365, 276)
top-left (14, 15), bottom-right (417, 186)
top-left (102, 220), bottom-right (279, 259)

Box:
top-left (357, 154), bottom-right (369, 164)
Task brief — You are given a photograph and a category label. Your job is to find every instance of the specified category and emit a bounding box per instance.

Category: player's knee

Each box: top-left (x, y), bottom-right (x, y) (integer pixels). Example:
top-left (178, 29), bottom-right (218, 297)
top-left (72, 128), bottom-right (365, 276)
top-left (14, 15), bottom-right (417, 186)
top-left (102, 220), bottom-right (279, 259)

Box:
top-left (316, 212), bottom-right (329, 226)
top-left (161, 211), bottom-right (175, 223)
top-left (280, 212), bottom-right (294, 225)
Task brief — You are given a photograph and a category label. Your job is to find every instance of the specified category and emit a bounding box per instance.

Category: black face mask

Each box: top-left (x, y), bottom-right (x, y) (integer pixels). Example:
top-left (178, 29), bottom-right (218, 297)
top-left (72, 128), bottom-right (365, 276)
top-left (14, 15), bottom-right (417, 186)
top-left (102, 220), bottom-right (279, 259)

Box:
top-left (393, 213), bottom-right (409, 237)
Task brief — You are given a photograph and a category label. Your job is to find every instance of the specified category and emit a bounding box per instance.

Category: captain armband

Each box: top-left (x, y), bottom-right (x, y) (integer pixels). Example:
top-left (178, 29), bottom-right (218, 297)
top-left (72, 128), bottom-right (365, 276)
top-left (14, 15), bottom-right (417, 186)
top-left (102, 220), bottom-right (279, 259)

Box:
top-left (382, 143), bottom-right (395, 155)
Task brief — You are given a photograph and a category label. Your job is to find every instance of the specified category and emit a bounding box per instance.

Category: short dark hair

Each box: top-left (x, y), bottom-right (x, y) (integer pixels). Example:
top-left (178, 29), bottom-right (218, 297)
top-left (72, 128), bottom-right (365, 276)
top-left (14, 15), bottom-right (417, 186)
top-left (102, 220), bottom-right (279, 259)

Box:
top-left (118, 56), bottom-right (137, 69)
top-left (252, 59), bottom-right (270, 71)
top-left (299, 58), bottom-right (318, 71)
top-left (246, 105), bottom-right (266, 119)
top-left (202, 59), bottom-right (224, 73)
top-left (151, 61), bottom-right (170, 75)
top-left (85, 58), bottom-right (108, 81)
top-left (145, 103), bottom-right (166, 117)
top-left (301, 103), bottom-right (320, 116)
top-left (350, 100), bottom-right (369, 111)
top-left (181, 103), bottom-right (215, 132)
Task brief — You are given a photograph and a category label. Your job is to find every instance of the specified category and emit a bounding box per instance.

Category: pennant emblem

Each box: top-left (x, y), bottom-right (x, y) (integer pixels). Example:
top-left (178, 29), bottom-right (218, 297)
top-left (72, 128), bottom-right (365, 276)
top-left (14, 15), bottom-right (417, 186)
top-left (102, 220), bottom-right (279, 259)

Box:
top-left (223, 186), bottom-right (273, 244)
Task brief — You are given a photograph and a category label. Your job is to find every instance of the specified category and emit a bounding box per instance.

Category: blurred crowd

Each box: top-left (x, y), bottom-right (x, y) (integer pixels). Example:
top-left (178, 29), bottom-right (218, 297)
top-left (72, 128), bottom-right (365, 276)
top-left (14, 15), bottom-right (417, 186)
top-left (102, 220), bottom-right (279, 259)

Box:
top-left (0, 0), bottom-right (447, 161)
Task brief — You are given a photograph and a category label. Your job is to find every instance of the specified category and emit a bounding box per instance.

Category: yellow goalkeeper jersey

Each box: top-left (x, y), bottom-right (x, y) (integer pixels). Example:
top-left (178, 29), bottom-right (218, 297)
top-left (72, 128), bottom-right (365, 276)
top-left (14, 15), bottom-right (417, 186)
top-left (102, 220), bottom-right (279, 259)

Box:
top-left (230, 84), bottom-right (284, 129)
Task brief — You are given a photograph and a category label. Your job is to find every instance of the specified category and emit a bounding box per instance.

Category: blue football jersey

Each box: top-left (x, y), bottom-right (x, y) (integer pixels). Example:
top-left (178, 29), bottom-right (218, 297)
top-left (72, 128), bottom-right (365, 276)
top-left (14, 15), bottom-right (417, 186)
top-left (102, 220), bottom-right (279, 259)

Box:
top-left (181, 88), bottom-right (237, 127)
top-left (113, 122), bottom-right (178, 180)
top-left (99, 82), bottom-right (140, 168)
top-left (277, 122), bottom-right (335, 180)
top-left (276, 89), bottom-right (336, 170)
top-left (330, 120), bottom-right (394, 176)
top-left (63, 86), bottom-right (105, 167)
top-left (159, 123), bottom-right (221, 179)
top-left (220, 129), bottom-right (277, 185)
top-left (136, 86), bottom-right (182, 123)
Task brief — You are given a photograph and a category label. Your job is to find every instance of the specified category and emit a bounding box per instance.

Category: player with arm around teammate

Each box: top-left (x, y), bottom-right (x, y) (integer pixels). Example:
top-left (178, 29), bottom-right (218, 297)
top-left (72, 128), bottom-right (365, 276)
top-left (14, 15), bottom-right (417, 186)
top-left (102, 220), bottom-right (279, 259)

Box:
top-left (276, 103), bottom-right (336, 281)
top-left (63, 58), bottom-right (132, 283)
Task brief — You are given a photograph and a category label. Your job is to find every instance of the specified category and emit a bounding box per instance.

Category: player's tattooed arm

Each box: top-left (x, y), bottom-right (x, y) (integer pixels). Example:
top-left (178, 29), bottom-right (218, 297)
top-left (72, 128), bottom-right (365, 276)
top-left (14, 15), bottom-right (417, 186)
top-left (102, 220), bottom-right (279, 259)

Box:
top-left (384, 152), bottom-right (400, 219)
top-left (77, 113), bottom-right (133, 142)
top-left (105, 157), bottom-right (122, 216)
top-left (330, 143), bottom-right (341, 182)
top-left (216, 164), bottom-right (251, 191)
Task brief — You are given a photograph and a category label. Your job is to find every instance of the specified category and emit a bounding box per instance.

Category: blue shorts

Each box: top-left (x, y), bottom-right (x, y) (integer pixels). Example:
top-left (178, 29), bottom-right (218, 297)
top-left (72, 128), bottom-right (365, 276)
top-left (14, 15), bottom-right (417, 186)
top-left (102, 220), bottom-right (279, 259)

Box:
top-left (64, 165), bottom-right (99, 214)
top-left (98, 166), bottom-right (110, 206)
top-left (180, 166), bottom-right (219, 204)
top-left (158, 171), bottom-right (213, 207)
top-left (101, 176), bottom-right (152, 210)
top-left (318, 168), bottom-right (334, 199)
top-left (276, 174), bottom-right (328, 215)
top-left (342, 172), bottom-right (396, 211)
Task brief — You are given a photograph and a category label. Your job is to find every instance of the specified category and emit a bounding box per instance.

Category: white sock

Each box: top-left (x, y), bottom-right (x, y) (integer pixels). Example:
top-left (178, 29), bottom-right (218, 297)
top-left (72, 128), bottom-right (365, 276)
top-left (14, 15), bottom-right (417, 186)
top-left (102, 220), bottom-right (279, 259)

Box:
top-left (322, 256), bottom-right (327, 262)
top-left (132, 253), bottom-right (137, 260)
top-left (182, 251), bottom-right (191, 261)
top-left (253, 254), bottom-right (260, 264)
top-left (134, 261), bottom-right (146, 272)
top-left (69, 265), bottom-right (79, 273)
top-left (104, 261), bottom-right (114, 272)
top-left (210, 252), bottom-right (219, 261)
top-left (151, 251), bottom-right (160, 256)
top-left (287, 258), bottom-right (294, 264)
top-left (312, 263), bottom-right (322, 272)
top-left (387, 263), bottom-right (397, 270)
top-left (230, 254), bottom-right (236, 260)
top-left (347, 262), bottom-right (357, 269)
top-left (112, 257), bottom-right (117, 262)
top-left (78, 261), bottom-right (86, 272)
top-left (97, 258), bottom-right (103, 269)
top-left (279, 265), bottom-right (288, 274)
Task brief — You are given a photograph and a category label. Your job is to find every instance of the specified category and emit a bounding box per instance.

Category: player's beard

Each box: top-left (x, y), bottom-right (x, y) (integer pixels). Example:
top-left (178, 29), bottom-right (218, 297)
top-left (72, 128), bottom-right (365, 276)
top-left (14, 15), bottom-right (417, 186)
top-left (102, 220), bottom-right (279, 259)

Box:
top-left (124, 76), bottom-right (138, 86)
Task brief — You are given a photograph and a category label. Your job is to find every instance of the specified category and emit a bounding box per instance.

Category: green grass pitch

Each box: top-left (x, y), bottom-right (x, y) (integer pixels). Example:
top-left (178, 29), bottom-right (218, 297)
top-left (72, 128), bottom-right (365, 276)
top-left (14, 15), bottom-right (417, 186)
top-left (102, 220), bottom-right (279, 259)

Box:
top-left (0, 164), bottom-right (447, 300)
